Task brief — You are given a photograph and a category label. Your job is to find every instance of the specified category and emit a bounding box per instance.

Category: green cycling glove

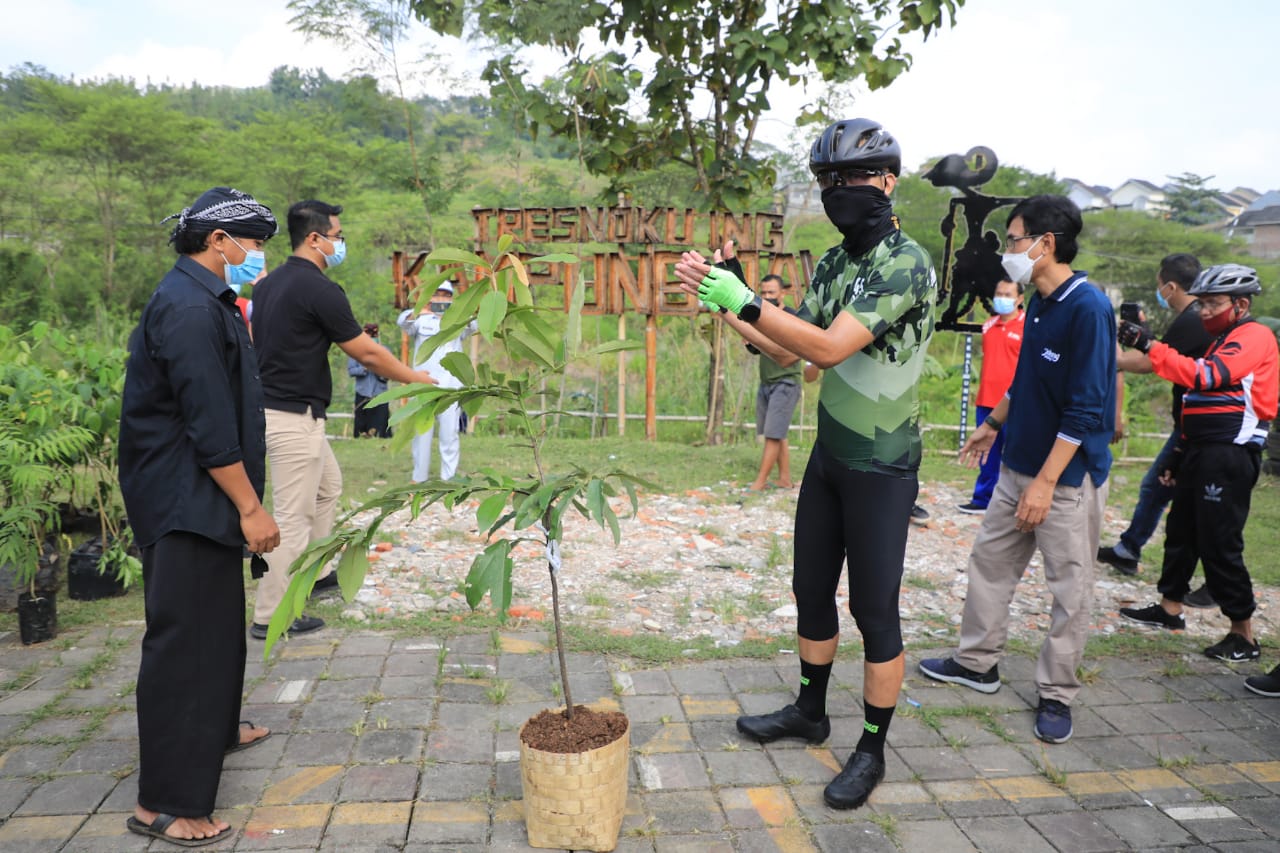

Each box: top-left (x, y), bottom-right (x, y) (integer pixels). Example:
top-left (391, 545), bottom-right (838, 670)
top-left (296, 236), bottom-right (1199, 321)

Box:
top-left (698, 266), bottom-right (754, 314)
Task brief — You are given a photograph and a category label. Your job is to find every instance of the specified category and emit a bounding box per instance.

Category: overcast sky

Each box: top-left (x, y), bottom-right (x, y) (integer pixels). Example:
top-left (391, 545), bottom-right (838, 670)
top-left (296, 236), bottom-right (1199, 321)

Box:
top-left (5, 0), bottom-right (1277, 194)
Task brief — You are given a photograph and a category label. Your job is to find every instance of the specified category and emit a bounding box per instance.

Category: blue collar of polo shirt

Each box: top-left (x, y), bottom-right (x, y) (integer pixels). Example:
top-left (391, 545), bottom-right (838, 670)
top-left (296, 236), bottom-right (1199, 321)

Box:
top-left (1042, 270), bottom-right (1089, 302)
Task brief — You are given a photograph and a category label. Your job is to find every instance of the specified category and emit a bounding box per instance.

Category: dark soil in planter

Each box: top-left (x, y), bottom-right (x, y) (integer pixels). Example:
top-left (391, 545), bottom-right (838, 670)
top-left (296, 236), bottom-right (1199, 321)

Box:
top-left (521, 706), bottom-right (629, 753)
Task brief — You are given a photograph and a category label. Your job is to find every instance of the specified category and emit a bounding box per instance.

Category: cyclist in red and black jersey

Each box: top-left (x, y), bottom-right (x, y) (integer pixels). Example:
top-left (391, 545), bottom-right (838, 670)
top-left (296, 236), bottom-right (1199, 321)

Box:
top-left (1117, 264), bottom-right (1278, 664)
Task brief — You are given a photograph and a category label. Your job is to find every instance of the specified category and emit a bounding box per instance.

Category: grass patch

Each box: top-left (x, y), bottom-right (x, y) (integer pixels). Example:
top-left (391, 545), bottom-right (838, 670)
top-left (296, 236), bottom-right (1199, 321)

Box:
top-left (866, 812), bottom-right (898, 842)
top-left (2, 664), bottom-right (41, 692)
top-left (765, 534), bottom-right (790, 571)
top-left (1157, 754), bottom-right (1196, 769)
top-left (1034, 750), bottom-right (1068, 788)
top-left (902, 703), bottom-right (1017, 745)
top-left (1161, 658), bottom-right (1194, 678)
top-left (1004, 636), bottom-right (1040, 657)
top-left (1075, 664), bottom-right (1103, 686)
top-left (560, 624), bottom-right (787, 664)
top-left (70, 650), bottom-right (117, 690)
top-left (583, 588), bottom-right (612, 608)
top-left (486, 679), bottom-right (510, 705)
top-left (1085, 631), bottom-right (1190, 658)
top-left (608, 569), bottom-right (678, 589)
top-left (903, 575), bottom-right (939, 591)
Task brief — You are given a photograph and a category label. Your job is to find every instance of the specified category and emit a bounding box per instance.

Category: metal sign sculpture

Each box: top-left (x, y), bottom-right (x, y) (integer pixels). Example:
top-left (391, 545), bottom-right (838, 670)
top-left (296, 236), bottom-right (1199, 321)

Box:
top-left (926, 147), bottom-right (1022, 333)
top-left (924, 147), bottom-right (1024, 444)
top-left (466, 206), bottom-right (813, 316)
top-left (391, 206), bottom-right (816, 440)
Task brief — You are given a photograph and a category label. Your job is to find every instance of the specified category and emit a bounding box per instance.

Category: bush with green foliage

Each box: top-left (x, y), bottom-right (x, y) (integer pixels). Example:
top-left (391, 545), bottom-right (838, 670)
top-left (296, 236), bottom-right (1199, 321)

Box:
top-left (0, 323), bottom-right (140, 592)
top-left (0, 325), bottom-right (99, 593)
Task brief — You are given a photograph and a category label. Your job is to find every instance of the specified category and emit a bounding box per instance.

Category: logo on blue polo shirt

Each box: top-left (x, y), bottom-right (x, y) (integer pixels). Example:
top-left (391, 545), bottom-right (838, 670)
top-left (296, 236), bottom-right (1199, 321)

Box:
top-left (1040, 347), bottom-right (1061, 363)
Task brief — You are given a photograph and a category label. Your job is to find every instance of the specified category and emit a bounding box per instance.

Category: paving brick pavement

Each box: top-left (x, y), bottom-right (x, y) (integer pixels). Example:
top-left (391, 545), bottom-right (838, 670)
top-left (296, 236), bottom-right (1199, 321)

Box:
top-left (0, 623), bottom-right (1278, 851)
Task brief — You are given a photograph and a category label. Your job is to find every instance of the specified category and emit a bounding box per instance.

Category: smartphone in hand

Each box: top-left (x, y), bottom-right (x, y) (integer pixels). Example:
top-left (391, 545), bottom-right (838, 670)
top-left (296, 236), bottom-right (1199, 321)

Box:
top-left (1120, 302), bottom-right (1143, 325)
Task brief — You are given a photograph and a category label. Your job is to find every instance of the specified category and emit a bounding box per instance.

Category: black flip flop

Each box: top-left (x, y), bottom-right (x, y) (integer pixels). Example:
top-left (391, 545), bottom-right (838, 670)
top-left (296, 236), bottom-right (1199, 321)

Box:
top-left (126, 814), bottom-right (232, 848)
top-left (225, 719), bottom-right (271, 754)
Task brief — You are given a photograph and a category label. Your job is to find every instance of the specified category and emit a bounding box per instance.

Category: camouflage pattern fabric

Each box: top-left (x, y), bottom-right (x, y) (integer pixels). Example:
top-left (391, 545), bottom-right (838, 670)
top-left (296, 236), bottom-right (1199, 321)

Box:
top-left (796, 229), bottom-right (937, 474)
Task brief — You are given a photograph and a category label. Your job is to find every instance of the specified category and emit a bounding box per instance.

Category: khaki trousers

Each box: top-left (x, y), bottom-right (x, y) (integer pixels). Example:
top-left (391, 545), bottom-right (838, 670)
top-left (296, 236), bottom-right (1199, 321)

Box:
top-left (253, 408), bottom-right (341, 626)
top-left (955, 465), bottom-right (1107, 705)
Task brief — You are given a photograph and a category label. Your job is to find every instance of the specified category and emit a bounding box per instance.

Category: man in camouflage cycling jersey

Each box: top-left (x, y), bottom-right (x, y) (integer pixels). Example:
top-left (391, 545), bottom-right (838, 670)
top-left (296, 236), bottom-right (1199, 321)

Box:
top-left (677, 118), bottom-right (935, 810)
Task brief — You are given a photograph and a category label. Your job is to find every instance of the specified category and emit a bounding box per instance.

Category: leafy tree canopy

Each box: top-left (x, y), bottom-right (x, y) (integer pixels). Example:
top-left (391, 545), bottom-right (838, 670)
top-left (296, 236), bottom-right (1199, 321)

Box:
top-left (1165, 171), bottom-right (1223, 227)
top-left (408, 0), bottom-right (966, 207)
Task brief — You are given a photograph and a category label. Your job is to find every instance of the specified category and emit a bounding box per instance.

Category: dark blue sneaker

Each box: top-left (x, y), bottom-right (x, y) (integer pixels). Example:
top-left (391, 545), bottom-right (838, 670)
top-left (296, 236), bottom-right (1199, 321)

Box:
top-left (1034, 698), bottom-right (1072, 743)
top-left (918, 657), bottom-right (1001, 694)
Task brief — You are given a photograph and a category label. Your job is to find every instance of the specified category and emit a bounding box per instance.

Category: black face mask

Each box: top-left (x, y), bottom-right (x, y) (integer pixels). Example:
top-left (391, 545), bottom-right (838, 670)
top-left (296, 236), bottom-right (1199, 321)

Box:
top-left (821, 185), bottom-right (896, 256)
top-left (765, 297), bottom-right (781, 307)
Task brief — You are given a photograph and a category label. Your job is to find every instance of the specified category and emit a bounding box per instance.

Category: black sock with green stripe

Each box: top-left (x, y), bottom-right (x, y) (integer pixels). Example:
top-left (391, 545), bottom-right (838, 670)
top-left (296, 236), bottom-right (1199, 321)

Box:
top-left (855, 701), bottom-right (895, 759)
top-left (795, 659), bottom-right (831, 721)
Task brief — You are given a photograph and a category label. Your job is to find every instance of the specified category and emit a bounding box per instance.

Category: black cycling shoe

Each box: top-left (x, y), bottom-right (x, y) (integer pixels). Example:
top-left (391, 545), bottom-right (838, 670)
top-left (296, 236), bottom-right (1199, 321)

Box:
top-left (823, 751), bottom-right (885, 809)
top-left (736, 704), bottom-right (830, 744)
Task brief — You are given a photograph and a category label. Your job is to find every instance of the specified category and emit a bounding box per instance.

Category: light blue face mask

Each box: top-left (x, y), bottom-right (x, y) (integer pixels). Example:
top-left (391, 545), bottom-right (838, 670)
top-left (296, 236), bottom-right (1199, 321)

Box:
top-left (992, 296), bottom-right (1017, 315)
top-left (320, 234), bottom-right (347, 268)
top-left (1155, 283), bottom-right (1170, 310)
top-left (221, 235), bottom-right (265, 286)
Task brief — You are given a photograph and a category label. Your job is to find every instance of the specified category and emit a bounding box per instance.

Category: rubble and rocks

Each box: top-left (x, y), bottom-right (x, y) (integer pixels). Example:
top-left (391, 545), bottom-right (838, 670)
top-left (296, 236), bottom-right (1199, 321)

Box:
top-left (329, 481), bottom-right (1276, 649)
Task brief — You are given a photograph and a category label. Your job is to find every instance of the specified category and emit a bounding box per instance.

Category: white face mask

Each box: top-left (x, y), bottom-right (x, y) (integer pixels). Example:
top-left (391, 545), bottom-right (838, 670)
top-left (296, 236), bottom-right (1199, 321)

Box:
top-left (1000, 235), bottom-right (1044, 286)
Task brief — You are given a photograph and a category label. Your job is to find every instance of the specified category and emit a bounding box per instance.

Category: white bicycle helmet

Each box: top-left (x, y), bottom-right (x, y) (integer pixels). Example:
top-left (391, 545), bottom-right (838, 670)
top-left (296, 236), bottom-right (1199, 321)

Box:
top-left (1189, 263), bottom-right (1261, 297)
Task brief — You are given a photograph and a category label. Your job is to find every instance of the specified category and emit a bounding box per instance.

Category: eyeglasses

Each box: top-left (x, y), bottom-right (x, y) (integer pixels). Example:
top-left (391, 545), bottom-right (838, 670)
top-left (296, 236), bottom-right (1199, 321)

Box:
top-left (1194, 297), bottom-right (1234, 314)
top-left (815, 169), bottom-right (887, 190)
top-left (318, 232), bottom-right (345, 243)
top-left (1003, 232), bottom-right (1062, 252)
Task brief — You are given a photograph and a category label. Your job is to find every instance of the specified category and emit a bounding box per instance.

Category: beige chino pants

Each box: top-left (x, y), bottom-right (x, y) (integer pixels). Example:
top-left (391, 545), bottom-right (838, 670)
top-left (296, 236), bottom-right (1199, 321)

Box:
top-left (252, 408), bottom-right (341, 626)
top-left (954, 465), bottom-right (1107, 705)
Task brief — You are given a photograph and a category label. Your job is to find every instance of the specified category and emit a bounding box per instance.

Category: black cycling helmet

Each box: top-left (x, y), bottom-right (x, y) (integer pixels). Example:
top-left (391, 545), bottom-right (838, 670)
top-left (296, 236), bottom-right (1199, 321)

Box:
top-left (1189, 263), bottom-right (1261, 297)
top-left (809, 118), bottom-right (902, 177)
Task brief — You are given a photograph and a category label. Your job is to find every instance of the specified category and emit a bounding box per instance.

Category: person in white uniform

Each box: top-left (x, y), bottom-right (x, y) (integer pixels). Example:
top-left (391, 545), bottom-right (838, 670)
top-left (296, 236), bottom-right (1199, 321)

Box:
top-left (397, 281), bottom-right (476, 481)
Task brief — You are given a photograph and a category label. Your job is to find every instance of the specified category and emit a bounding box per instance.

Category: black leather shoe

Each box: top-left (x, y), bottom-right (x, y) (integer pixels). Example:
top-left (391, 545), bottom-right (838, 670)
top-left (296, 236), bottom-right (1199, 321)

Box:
top-left (823, 751), bottom-right (885, 809)
top-left (250, 615), bottom-right (325, 641)
top-left (736, 704), bottom-right (830, 744)
top-left (310, 573), bottom-right (340, 599)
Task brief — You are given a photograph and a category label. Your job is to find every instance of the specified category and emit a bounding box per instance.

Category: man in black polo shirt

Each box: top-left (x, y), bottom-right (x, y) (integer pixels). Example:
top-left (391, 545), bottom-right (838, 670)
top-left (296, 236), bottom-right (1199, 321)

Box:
top-left (249, 200), bottom-right (434, 639)
top-left (119, 187), bottom-right (281, 846)
top-left (1099, 254), bottom-right (1212, 595)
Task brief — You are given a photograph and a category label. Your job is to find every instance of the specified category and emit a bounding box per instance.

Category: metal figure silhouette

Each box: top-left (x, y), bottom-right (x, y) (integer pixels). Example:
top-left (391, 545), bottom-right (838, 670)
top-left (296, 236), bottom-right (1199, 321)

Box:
top-left (925, 147), bottom-right (1022, 332)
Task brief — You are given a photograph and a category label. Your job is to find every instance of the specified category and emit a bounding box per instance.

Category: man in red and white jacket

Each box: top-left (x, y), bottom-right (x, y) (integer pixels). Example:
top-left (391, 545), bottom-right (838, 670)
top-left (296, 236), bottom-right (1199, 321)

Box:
top-left (1117, 264), bottom-right (1278, 664)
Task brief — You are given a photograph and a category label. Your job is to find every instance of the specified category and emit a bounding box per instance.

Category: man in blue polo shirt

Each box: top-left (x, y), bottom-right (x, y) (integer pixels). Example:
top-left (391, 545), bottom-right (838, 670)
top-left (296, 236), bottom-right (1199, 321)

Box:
top-left (920, 195), bottom-right (1115, 745)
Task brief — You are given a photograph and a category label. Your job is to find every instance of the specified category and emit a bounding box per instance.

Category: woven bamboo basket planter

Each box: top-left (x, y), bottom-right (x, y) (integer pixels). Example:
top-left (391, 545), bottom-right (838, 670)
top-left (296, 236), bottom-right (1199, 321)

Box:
top-left (518, 714), bottom-right (630, 851)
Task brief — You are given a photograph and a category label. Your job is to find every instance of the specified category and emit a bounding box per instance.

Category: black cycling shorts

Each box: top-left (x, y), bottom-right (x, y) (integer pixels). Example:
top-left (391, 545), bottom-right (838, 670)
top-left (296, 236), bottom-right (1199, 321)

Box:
top-left (792, 441), bottom-right (916, 663)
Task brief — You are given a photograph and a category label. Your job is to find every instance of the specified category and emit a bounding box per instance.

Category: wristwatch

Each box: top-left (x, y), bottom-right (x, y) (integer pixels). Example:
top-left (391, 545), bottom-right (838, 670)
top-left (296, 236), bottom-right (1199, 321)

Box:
top-left (737, 294), bottom-right (763, 323)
